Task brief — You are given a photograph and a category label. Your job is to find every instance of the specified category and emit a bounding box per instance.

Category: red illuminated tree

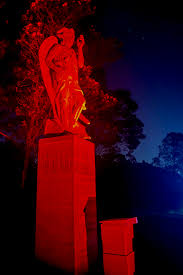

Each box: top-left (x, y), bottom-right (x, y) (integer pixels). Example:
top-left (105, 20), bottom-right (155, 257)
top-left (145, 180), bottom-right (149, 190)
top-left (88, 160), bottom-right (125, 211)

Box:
top-left (14, 0), bottom-right (145, 185)
top-left (16, 0), bottom-right (119, 183)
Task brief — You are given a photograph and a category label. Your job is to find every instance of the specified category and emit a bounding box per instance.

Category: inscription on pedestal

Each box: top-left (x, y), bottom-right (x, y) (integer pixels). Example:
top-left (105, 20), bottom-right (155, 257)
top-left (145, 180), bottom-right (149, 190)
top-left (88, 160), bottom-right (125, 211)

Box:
top-left (39, 152), bottom-right (72, 171)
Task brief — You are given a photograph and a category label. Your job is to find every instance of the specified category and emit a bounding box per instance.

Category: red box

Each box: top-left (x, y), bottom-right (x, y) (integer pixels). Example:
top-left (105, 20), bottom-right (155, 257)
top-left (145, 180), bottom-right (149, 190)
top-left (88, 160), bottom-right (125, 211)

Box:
top-left (103, 252), bottom-right (135, 275)
top-left (100, 218), bottom-right (137, 256)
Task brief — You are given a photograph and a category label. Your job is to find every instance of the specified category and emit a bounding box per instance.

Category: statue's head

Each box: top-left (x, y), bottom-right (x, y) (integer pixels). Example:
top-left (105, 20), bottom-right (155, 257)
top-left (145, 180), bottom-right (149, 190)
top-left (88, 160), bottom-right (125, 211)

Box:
top-left (56, 27), bottom-right (75, 48)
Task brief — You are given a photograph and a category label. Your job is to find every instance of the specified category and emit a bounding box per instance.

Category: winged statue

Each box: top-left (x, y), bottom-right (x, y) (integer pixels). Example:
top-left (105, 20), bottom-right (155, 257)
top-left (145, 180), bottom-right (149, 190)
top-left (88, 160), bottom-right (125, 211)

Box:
top-left (39, 27), bottom-right (90, 139)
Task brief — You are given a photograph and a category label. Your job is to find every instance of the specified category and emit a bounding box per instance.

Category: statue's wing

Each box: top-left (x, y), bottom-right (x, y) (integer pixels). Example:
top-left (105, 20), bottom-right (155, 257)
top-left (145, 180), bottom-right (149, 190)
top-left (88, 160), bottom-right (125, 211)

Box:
top-left (39, 36), bottom-right (58, 114)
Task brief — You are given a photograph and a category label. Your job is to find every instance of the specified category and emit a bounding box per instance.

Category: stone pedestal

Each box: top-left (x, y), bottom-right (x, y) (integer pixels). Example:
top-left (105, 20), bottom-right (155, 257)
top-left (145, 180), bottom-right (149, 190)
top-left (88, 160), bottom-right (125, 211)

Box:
top-left (35, 135), bottom-right (97, 274)
top-left (100, 218), bottom-right (138, 275)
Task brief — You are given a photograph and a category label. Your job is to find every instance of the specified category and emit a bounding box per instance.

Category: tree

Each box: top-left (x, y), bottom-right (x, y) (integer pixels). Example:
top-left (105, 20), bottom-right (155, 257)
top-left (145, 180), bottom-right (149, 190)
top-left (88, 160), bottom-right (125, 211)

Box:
top-left (0, 0), bottom-right (144, 184)
top-left (152, 132), bottom-right (183, 176)
top-left (90, 89), bottom-right (145, 161)
top-left (15, 0), bottom-right (119, 184)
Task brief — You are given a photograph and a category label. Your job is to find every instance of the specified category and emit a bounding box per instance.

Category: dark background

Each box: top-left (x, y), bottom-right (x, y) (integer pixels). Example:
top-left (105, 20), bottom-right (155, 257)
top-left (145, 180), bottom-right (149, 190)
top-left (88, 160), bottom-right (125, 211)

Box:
top-left (95, 0), bottom-right (183, 163)
top-left (1, 1), bottom-right (183, 274)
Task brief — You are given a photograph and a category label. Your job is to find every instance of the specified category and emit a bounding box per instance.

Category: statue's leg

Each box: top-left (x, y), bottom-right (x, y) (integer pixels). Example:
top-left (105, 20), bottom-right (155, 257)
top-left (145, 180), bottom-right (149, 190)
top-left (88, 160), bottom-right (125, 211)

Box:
top-left (54, 85), bottom-right (87, 133)
top-left (54, 84), bottom-right (72, 131)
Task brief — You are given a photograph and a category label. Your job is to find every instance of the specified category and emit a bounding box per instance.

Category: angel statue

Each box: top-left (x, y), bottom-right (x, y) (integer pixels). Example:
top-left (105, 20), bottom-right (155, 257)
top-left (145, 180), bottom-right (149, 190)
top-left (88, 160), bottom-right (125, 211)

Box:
top-left (39, 27), bottom-right (90, 139)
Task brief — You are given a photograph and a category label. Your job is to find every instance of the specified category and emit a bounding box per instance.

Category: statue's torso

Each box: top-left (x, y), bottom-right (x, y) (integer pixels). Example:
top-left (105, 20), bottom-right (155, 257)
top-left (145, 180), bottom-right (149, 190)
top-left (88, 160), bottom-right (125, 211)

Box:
top-left (53, 46), bottom-right (79, 85)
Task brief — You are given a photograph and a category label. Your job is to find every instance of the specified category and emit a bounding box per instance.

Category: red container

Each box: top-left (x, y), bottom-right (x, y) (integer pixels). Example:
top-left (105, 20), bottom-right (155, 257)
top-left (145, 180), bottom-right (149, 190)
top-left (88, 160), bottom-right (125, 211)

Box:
top-left (100, 218), bottom-right (137, 256)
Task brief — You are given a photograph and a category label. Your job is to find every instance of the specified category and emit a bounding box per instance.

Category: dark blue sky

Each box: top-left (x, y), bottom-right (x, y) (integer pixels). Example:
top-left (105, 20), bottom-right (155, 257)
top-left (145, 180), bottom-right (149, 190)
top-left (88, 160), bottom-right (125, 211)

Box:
top-left (97, 5), bottom-right (183, 163)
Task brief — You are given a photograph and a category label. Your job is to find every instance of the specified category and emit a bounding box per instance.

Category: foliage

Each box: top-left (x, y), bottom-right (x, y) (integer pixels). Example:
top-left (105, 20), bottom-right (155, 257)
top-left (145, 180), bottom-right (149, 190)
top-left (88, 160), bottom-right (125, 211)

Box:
top-left (0, 0), bottom-right (145, 185)
top-left (152, 132), bottom-right (183, 177)
top-left (90, 89), bottom-right (145, 161)
top-left (0, 40), bottom-right (9, 59)
top-left (14, 0), bottom-right (122, 184)
top-left (16, 0), bottom-right (118, 153)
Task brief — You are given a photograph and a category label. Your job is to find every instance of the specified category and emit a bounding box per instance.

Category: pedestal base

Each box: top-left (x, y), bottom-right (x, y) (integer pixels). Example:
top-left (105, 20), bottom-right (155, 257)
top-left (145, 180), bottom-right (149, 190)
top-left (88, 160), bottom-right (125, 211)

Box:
top-left (35, 135), bottom-right (97, 274)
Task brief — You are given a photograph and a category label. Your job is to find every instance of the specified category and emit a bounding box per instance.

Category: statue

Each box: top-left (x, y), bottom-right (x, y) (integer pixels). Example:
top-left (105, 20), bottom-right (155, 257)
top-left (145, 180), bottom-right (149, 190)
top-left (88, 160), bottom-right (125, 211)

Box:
top-left (39, 27), bottom-right (90, 139)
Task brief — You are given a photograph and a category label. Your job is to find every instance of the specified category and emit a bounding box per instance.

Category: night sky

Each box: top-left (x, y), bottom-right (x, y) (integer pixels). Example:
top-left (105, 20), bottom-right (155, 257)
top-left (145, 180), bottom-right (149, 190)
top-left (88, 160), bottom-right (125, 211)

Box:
top-left (96, 1), bottom-right (183, 163)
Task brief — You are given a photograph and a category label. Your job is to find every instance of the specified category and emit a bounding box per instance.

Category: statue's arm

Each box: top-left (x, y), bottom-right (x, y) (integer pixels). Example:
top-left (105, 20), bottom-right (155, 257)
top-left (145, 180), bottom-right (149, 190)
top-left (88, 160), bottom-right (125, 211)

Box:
top-left (77, 35), bottom-right (85, 69)
top-left (46, 45), bottom-right (61, 72)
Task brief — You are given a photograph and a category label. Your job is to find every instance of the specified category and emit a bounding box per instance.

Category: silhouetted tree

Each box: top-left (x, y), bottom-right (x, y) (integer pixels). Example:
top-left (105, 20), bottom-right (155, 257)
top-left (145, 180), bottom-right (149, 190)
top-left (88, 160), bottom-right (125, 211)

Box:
top-left (152, 132), bottom-right (183, 177)
top-left (91, 89), bottom-right (145, 161)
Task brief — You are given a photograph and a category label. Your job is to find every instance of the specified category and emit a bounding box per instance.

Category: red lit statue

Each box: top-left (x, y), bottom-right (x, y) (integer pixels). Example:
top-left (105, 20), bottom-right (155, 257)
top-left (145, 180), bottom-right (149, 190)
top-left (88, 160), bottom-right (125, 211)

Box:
top-left (39, 27), bottom-right (90, 139)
